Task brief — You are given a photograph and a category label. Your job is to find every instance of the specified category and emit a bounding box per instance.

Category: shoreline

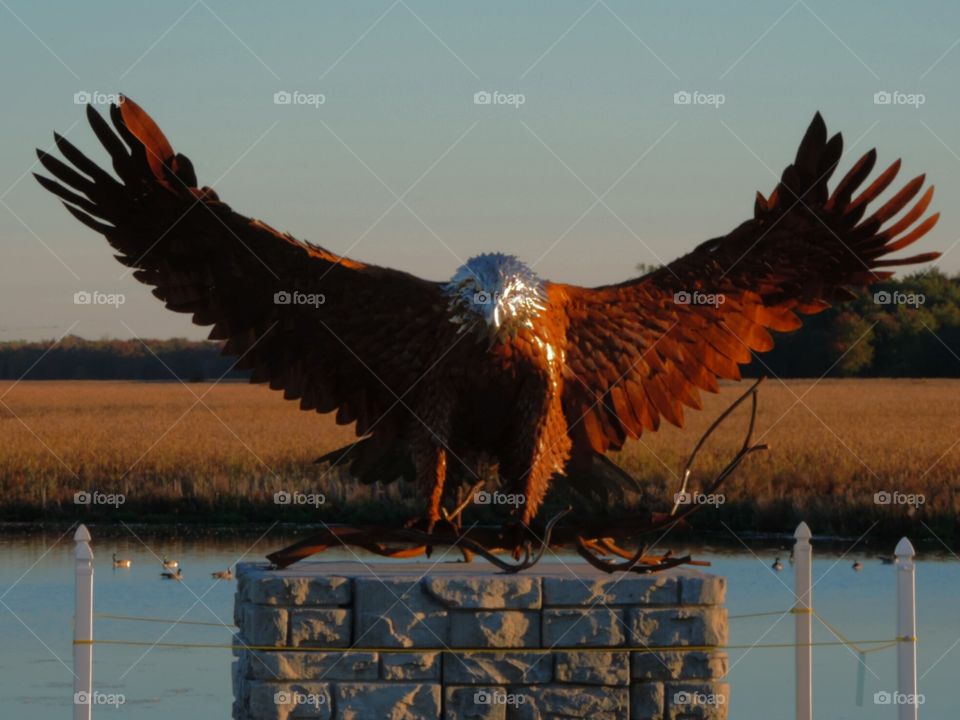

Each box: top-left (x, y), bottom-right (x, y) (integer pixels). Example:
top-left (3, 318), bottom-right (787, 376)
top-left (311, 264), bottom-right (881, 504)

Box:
top-left (0, 519), bottom-right (948, 555)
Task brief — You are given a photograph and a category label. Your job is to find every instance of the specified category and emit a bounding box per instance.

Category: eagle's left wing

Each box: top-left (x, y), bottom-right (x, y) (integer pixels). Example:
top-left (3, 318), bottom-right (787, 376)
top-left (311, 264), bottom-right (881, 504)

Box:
top-left (555, 113), bottom-right (940, 455)
top-left (35, 98), bottom-right (454, 443)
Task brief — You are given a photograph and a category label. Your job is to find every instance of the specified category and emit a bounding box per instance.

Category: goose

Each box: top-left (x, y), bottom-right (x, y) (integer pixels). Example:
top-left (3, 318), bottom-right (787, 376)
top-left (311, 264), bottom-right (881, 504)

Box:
top-left (112, 552), bottom-right (132, 569)
top-left (162, 555), bottom-right (178, 569)
top-left (211, 568), bottom-right (234, 580)
top-left (852, 561), bottom-right (863, 571)
top-left (161, 568), bottom-right (183, 580)
top-left (772, 557), bottom-right (784, 572)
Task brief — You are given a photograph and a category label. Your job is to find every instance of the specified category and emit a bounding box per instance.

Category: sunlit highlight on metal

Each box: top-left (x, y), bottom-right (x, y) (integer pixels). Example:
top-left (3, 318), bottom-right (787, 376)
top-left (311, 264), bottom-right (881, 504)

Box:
top-left (443, 253), bottom-right (547, 341)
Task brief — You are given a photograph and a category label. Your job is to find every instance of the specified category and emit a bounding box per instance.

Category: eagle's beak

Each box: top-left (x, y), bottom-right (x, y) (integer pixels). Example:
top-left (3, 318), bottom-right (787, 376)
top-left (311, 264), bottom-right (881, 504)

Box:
top-left (473, 292), bottom-right (499, 330)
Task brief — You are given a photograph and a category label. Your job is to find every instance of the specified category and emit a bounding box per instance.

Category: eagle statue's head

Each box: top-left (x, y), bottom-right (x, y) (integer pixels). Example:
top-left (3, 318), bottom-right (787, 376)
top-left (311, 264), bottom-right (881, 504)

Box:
top-left (443, 253), bottom-right (548, 342)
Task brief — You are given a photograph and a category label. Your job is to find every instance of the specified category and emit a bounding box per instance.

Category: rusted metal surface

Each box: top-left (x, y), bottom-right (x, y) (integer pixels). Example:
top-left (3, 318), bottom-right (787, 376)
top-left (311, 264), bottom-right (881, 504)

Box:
top-left (267, 380), bottom-right (767, 573)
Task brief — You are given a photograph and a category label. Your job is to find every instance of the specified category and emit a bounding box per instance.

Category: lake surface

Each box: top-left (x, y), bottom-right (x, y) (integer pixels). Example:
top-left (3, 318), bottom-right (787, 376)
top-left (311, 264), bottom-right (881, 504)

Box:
top-left (0, 528), bottom-right (956, 718)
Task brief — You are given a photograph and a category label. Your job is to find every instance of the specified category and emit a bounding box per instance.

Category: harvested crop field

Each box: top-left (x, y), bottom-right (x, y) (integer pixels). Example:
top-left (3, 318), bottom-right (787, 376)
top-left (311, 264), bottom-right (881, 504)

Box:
top-left (0, 379), bottom-right (957, 538)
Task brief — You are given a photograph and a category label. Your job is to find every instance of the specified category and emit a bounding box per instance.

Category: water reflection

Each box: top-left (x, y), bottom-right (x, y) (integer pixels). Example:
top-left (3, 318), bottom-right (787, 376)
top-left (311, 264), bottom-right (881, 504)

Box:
top-left (0, 528), bottom-right (955, 719)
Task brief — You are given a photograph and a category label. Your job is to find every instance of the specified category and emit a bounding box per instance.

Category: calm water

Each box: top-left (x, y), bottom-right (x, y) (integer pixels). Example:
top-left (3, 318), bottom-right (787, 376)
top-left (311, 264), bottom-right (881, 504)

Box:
top-left (0, 529), bottom-right (956, 719)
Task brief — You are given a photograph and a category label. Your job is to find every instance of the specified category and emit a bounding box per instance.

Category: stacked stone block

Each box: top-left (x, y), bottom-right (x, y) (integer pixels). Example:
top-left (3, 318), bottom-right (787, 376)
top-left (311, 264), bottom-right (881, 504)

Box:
top-left (233, 563), bottom-right (728, 719)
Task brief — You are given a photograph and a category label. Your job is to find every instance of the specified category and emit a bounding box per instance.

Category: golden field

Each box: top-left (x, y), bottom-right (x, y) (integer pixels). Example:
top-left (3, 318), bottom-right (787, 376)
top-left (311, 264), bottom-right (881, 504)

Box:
top-left (0, 379), bottom-right (957, 536)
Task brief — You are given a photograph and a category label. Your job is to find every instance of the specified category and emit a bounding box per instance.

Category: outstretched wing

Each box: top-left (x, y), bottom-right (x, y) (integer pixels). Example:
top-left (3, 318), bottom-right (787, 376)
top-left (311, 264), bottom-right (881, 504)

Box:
top-left (35, 97), bottom-right (453, 442)
top-left (556, 113), bottom-right (940, 454)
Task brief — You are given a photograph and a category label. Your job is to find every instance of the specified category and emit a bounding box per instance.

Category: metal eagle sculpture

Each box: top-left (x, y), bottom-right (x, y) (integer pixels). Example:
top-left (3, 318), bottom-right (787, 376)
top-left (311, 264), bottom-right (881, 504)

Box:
top-left (37, 98), bottom-right (939, 570)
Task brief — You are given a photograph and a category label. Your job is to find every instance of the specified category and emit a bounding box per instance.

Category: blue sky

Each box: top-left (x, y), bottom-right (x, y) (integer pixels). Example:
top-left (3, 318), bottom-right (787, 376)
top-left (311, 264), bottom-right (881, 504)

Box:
top-left (1, 0), bottom-right (958, 340)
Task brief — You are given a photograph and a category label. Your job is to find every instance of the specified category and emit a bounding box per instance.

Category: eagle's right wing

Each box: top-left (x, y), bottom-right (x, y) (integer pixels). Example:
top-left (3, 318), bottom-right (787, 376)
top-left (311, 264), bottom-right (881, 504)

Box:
top-left (556, 113), bottom-right (940, 455)
top-left (36, 97), bottom-right (455, 441)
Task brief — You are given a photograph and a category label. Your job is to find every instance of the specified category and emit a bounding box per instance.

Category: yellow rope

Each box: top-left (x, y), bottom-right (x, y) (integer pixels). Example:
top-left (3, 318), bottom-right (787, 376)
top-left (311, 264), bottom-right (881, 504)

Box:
top-left (94, 608), bottom-right (811, 626)
top-left (94, 614), bottom-right (235, 629)
top-left (728, 610), bottom-right (790, 619)
top-left (73, 638), bottom-right (906, 653)
top-left (810, 610), bottom-right (907, 656)
top-left (728, 607), bottom-right (811, 619)
top-left (728, 607), bottom-right (908, 656)
top-left (86, 608), bottom-right (909, 656)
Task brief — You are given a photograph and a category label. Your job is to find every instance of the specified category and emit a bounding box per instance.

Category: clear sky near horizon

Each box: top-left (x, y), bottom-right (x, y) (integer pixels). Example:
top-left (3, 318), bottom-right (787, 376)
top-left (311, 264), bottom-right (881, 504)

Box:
top-left (1, 0), bottom-right (959, 341)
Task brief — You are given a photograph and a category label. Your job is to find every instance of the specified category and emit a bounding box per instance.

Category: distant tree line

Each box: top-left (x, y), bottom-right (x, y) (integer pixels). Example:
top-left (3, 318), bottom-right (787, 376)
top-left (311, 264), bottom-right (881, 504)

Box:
top-left (0, 336), bottom-right (247, 381)
top-left (640, 265), bottom-right (960, 378)
top-left (1, 269), bottom-right (959, 380)
top-left (744, 269), bottom-right (960, 377)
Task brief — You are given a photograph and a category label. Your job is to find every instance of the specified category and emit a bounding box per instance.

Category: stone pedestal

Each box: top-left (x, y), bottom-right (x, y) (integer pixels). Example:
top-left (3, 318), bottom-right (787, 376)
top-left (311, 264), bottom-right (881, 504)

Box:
top-left (232, 562), bottom-right (729, 719)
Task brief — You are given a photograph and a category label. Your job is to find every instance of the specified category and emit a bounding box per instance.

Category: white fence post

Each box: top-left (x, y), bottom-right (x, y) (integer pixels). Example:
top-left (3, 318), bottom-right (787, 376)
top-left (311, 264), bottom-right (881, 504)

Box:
top-left (895, 537), bottom-right (918, 720)
top-left (73, 524), bottom-right (94, 720)
top-left (794, 521), bottom-right (813, 720)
